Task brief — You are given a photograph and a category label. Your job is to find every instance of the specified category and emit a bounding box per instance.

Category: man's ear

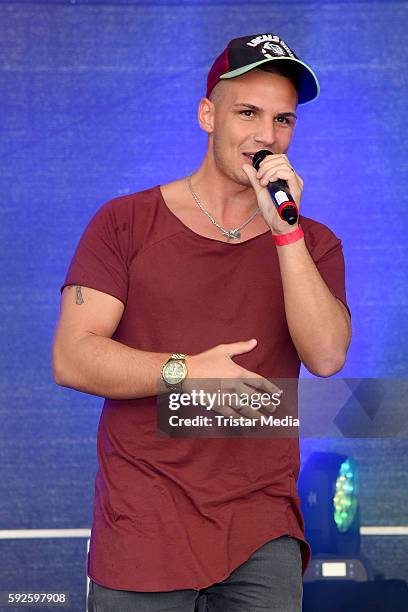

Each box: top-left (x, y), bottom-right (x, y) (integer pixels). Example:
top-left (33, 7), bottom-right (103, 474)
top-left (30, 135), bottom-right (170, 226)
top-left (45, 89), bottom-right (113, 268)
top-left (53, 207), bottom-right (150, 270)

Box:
top-left (198, 97), bottom-right (215, 134)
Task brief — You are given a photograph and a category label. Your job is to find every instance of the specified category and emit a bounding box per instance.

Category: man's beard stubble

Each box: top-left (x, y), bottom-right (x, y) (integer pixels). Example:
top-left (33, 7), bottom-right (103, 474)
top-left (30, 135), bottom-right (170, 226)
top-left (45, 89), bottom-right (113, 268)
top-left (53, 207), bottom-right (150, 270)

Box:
top-left (212, 134), bottom-right (252, 189)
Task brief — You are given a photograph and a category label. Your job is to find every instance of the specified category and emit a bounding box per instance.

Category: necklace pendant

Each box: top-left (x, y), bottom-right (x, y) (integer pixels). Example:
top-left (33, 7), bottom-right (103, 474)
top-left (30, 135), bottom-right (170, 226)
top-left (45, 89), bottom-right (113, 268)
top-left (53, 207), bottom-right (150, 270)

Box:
top-left (228, 229), bottom-right (241, 239)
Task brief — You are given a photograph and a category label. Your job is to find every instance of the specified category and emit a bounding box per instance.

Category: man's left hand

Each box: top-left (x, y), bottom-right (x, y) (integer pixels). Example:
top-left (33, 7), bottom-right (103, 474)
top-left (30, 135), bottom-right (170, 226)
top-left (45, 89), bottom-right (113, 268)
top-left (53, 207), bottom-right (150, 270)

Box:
top-left (242, 154), bottom-right (303, 235)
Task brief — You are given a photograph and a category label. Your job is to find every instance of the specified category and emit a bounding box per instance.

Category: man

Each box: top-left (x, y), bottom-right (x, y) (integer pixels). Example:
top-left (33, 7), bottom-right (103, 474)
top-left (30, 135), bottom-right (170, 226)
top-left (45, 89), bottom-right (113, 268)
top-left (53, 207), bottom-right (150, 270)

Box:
top-left (53, 33), bottom-right (351, 611)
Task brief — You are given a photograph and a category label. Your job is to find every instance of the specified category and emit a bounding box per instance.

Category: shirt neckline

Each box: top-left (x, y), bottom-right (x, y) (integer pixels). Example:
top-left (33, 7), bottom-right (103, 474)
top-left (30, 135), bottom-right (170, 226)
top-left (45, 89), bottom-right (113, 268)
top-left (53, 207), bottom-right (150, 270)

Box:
top-left (156, 184), bottom-right (271, 247)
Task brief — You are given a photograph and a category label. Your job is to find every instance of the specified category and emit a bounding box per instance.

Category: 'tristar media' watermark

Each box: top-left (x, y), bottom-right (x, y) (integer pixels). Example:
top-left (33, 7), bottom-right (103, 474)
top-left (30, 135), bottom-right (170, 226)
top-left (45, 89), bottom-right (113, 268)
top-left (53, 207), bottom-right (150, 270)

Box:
top-left (168, 413), bottom-right (300, 428)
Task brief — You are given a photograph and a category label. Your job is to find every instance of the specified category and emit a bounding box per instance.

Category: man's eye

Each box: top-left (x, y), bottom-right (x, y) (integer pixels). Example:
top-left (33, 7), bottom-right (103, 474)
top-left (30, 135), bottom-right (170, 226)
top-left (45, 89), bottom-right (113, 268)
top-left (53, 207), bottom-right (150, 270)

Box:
top-left (276, 115), bottom-right (296, 126)
top-left (240, 110), bottom-right (255, 118)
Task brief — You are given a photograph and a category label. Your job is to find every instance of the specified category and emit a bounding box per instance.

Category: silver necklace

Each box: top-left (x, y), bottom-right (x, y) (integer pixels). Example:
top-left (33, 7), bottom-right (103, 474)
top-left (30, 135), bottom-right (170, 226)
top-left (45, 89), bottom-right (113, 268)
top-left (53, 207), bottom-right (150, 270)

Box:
top-left (187, 175), bottom-right (261, 241)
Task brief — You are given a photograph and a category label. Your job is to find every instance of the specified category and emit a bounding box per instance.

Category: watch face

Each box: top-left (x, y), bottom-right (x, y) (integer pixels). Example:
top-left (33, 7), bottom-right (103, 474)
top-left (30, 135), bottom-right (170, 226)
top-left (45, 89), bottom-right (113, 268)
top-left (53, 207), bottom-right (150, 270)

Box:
top-left (163, 361), bottom-right (186, 385)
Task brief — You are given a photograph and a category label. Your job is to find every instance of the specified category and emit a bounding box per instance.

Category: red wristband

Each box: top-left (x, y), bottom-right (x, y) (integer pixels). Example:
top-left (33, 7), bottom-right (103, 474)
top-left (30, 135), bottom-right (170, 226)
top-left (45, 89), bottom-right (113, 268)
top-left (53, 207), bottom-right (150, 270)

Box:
top-left (272, 224), bottom-right (304, 246)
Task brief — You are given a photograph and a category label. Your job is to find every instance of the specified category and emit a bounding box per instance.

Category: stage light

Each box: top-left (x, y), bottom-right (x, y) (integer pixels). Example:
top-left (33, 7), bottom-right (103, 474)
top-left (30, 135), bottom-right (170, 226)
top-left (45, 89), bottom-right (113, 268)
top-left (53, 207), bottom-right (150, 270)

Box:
top-left (333, 457), bottom-right (359, 533)
top-left (298, 451), bottom-right (375, 584)
top-left (298, 451), bottom-right (361, 557)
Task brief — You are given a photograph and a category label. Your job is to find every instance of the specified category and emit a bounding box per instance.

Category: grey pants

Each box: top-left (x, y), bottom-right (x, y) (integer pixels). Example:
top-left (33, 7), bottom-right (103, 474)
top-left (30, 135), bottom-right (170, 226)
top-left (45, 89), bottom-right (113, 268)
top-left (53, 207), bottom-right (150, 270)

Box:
top-left (87, 535), bottom-right (303, 611)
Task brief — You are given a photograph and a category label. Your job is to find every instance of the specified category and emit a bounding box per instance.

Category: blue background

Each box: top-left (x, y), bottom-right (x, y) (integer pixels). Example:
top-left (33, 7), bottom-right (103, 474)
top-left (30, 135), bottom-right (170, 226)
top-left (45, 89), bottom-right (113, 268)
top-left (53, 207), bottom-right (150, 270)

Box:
top-left (1, 1), bottom-right (407, 609)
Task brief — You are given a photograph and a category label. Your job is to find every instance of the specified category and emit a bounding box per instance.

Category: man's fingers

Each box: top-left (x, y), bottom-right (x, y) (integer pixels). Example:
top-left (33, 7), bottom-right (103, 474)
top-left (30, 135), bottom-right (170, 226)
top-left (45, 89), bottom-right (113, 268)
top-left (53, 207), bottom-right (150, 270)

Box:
top-left (241, 375), bottom-right (283, 399)
top-left (241, 383), bottom-right (280, 414)
top-left (259, 167), bottom-right (297, 186)
top-left (223, 339), bottom-right (257, 358)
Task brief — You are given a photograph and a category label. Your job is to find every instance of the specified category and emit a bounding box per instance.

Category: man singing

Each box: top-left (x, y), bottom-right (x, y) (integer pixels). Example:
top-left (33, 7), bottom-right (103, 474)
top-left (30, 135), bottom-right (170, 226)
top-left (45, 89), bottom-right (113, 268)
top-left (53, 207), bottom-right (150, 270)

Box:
top-left (53, 32), bottom-right (351, 611)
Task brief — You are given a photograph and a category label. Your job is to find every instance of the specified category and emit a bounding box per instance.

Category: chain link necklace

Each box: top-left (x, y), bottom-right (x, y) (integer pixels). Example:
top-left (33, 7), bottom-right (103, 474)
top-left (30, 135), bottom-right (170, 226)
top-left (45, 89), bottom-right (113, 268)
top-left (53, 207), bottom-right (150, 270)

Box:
top-left (187, 175), bottom-right (261, 241)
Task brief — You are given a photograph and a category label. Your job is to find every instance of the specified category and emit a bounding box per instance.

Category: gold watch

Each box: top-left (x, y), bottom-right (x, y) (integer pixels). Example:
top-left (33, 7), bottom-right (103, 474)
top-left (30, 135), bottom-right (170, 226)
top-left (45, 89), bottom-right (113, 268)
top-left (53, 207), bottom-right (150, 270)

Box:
top-left (161, 353), bottom-right (188, 391)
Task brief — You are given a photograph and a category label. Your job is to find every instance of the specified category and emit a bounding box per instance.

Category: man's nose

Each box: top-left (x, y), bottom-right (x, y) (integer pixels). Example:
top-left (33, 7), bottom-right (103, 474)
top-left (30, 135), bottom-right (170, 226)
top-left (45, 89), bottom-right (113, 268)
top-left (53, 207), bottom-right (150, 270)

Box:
top-left (254, 119), bottom-right (277, 147)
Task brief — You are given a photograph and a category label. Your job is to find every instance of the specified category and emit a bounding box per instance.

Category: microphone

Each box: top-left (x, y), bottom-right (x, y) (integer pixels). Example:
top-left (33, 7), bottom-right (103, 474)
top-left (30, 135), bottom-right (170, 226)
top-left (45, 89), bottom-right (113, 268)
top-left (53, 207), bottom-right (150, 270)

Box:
top-left (252, 150), bottom-right (298, 225)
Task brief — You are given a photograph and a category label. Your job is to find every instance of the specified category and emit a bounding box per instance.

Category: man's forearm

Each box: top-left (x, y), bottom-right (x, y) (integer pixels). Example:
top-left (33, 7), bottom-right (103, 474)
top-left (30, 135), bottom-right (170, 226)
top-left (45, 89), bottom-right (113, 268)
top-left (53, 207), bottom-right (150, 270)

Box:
top-left (276, 237), bottom-right (351, 376)
top-left (53, 334), bottom-right (171, 400)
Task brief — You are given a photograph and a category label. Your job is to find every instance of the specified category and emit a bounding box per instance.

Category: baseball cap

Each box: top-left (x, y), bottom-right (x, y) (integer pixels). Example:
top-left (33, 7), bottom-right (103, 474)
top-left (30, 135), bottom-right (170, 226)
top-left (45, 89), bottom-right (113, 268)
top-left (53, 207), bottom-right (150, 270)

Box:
top-left (206, 33), bottom-right (320, 105)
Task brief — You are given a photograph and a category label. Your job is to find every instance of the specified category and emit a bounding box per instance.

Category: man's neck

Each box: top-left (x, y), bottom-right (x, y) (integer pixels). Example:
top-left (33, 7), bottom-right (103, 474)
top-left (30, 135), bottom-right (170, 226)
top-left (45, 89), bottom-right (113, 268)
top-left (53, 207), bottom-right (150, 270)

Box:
top-left (189, 160), bottom-right (258, 224)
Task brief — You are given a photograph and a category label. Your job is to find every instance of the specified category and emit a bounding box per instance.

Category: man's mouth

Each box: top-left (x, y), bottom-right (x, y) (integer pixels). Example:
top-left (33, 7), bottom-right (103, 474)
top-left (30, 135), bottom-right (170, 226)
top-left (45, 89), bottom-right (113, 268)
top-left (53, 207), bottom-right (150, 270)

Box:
top-left (243, 152), bottom-right (256, 162)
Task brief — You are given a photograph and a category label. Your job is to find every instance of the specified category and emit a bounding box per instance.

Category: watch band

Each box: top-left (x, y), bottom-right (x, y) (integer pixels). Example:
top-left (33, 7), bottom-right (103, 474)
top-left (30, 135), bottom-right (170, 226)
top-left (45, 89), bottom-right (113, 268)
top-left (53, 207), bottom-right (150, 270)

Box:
top-left (169, 353), bottom-right (186, 360)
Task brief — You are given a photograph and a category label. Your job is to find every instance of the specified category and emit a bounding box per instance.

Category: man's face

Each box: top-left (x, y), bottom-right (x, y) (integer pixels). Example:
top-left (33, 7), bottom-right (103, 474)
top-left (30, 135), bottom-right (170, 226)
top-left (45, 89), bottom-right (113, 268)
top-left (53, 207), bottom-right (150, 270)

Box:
top-left (207, 69), bottom-right (298, 187)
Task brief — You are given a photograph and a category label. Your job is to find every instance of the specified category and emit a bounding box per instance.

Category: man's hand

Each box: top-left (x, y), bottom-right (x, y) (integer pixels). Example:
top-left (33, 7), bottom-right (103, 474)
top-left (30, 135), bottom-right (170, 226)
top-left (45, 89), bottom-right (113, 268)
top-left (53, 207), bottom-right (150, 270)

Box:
top-left (242, 154), bottom-right (303, 235)
top-left (183, 339), bottom-right (282, 423)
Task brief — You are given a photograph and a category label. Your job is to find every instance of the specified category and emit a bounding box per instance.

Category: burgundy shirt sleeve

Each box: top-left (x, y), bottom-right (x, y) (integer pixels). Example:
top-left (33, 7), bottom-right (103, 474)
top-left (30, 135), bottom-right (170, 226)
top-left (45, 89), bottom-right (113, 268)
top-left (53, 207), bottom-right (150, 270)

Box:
top-left (60, 198), bottom-right (130, 304)
top-left (303, 217), bottom-right (351, 318)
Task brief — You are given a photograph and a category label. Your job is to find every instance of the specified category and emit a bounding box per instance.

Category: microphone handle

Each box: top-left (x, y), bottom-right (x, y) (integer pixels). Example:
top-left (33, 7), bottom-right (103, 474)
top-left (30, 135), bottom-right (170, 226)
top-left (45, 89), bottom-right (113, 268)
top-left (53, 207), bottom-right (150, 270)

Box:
top-left (267, 179), bottom-right (298, 226)
top-left (251, 151), bottom-right (298, 226)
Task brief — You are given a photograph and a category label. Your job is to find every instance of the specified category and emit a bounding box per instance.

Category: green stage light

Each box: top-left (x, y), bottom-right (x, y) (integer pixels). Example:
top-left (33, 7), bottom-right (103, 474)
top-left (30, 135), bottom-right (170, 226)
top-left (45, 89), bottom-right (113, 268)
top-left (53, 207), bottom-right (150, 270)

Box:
top-left (298, 451), bottom-right (361, 556)
top-left (299, 452), bottom-right (374, 583)
top-left (333, 458), bottom-right (359, 533)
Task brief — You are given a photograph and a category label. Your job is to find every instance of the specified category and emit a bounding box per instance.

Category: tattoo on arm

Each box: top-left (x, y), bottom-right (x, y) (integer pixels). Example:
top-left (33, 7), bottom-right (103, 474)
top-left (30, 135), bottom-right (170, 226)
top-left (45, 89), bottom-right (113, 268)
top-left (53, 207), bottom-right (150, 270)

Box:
top-left (75, 286), bottom-right (84, 305)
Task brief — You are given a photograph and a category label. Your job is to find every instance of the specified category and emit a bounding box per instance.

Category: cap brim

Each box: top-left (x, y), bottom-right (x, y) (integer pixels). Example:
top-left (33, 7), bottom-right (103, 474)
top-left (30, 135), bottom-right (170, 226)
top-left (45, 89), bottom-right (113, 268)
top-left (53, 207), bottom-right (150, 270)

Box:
top-left (219, 57), bottom-right (320, 105)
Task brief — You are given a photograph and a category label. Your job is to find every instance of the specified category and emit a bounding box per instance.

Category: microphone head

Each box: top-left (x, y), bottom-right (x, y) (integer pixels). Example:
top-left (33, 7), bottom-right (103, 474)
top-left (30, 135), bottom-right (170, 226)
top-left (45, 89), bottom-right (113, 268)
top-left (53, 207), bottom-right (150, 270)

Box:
top-left (252, 149), bottom-right (273, 171)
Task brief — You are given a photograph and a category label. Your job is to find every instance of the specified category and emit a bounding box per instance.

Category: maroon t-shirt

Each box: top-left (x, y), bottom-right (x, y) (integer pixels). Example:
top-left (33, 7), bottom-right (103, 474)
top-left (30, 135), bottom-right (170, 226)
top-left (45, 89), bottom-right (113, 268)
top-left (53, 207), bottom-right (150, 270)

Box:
top-left (60, 185), bottom-right (349, 591)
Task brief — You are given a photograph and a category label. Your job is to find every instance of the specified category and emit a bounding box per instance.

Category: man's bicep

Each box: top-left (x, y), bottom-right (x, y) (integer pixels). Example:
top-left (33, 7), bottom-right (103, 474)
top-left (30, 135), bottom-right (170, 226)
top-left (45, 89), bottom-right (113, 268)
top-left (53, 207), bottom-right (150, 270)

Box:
top-left (56, 285), bottom-right (125, 341)
top-left (52, 285), bottom-right (125, 386)
top-left (336, 297), bottom-right (352, 346)
top-left (336, 297), bottom-right (351, 323)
